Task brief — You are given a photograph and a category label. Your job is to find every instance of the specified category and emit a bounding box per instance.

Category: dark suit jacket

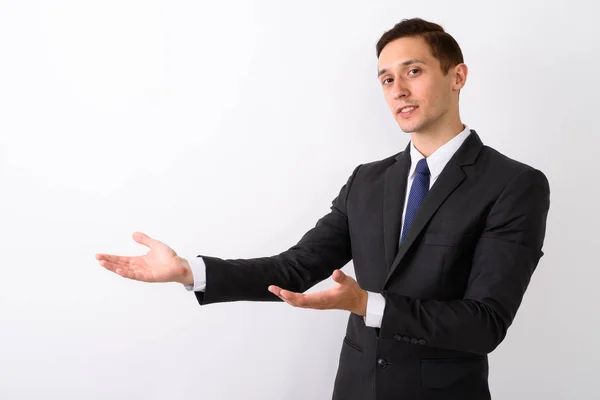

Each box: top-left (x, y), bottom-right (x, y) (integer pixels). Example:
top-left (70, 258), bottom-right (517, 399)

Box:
top-left (193, 130), bottom-right (551, 400)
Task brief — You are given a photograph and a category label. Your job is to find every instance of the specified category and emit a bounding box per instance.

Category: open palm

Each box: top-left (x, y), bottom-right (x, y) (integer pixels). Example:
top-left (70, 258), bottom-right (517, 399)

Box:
top-left (96, 232), bottom-right (187, 283)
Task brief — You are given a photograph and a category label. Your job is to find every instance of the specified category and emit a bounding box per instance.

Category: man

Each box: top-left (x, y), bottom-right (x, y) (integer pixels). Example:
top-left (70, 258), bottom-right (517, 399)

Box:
top-left (97, 18), bottom-right (550, 400)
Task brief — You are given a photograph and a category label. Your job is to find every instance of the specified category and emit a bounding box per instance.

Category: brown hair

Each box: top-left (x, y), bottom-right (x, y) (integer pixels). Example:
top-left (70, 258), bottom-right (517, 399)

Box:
top-left (376, 18), bottom-right (464, 75)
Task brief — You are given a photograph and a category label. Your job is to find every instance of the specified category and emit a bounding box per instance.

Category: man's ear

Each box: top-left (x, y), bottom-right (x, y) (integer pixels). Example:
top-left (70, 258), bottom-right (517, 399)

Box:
top-left (453, 63), bottom-right (468, 92)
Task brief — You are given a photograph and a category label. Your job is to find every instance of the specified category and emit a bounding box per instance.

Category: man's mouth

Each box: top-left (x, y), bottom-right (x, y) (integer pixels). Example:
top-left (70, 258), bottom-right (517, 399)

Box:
top-left (397, 105), bottom-right (418, 117)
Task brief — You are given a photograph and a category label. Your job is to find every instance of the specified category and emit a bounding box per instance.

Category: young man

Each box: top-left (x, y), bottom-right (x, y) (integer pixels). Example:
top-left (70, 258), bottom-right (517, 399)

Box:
top-left (97, 18), bottom-right (550, 400)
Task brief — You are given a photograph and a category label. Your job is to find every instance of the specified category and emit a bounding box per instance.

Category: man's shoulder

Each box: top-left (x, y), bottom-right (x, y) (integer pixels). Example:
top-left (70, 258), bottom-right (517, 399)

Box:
top-left (353, 151), bottom-right (404, 177)
top-left (478, 144), bottom-right (546, 181)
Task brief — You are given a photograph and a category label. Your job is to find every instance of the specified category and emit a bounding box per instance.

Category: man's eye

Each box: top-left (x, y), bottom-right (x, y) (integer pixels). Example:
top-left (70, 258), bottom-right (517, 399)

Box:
top-left (382, 78), bottom-right (393, 84)
top-left (409, 68), bottom-right (420, 75)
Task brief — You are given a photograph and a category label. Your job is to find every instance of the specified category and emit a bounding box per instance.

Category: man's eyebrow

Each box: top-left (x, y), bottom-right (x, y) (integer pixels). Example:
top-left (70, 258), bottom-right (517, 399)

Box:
top-left (377, 59), bottom-right (427, 77)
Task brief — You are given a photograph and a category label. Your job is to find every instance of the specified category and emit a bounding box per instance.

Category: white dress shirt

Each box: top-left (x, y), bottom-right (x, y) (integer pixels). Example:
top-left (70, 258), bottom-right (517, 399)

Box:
top-left (185, 125), bottom-right (472, 329)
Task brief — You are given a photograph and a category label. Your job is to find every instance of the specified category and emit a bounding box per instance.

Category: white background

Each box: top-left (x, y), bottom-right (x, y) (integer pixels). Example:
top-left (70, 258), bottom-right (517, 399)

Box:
top-left (1, 1), bottom-right (598, 399)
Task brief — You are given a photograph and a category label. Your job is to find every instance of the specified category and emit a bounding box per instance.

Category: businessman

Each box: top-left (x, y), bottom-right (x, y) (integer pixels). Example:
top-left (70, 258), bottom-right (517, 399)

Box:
top-left (97, 18), bottom-right (550, 400)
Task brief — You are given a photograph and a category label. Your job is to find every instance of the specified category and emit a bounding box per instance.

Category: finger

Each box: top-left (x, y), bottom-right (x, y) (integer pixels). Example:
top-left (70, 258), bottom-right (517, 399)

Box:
top-left (270, 286), bottom-right (296, 304)
top-left (332, 269), bottom-right (346, 284)
top-left (274, 293), bottom-right (291, 304)
top-left (101, 262), bottom-right (149, 282)
top-left (293, 291), bottom-right (333, 309)
top-left (104, 259), bottom-right (130, 268)
top-left (280, 289), bottom-right (333, 309)
top-left (132, 232), bottom-right (157, 249)
top-left (99, 258), bottom-right (140, 273)
top-left (100, 260), bottom-right (131, 273)
top-left (269, 287), bottom-right (302, 305)
top-left (95, 254), bottom-right (132, 265)
top-left (114, 267), bottom-right (143, 281)
top-left (269, 285), bottom-right (289, 303)
top-left (268, 286), bottom-right (294, 305)
top-left (268, 285), bottom-right (282, 296)
top-left (269, 286), bottom-right (331, 309)
top-left (279, 289), bottom-right (301, 303)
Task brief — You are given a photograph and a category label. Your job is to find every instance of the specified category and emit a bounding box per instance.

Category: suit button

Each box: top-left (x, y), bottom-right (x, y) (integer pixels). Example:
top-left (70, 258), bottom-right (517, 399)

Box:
top-left (393, 334), bottom-right (402, 341)
top-left (377, 358), bottom-right (388, 369)
top-left (418, 339), bottom-right (427, 345)
top-left (410, 338), bottom-right (418, 344)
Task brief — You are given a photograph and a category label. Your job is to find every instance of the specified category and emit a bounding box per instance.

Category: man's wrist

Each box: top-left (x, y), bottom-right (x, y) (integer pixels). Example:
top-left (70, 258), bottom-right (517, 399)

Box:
top-left (355, 289), bottom-right (368, 317)
top-left (177, 256), bottom-right (194, 285)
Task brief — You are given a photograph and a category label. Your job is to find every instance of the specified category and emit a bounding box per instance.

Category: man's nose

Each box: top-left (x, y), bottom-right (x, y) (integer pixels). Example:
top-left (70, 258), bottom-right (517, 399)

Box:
top-left (391, 80), bottom-right (409, 99)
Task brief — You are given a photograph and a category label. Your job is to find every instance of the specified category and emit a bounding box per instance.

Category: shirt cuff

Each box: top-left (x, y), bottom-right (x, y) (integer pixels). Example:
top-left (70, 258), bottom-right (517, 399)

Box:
top-left (363, 291), bottom-right (385, 328)
top-left (183, 256), bottom-right (207, 292)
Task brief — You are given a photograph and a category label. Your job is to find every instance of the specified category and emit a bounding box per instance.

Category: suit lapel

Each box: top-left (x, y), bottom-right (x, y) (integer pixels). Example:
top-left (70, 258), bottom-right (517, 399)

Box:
top-left (382, 143), bottom-right (411, 270)
top-left (382, 130), bottom-right (484, 289)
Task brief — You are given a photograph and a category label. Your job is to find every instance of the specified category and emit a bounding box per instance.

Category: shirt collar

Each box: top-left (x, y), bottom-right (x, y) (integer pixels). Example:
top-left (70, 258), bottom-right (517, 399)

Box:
top-left (408, 124), bottom-right (472, 180)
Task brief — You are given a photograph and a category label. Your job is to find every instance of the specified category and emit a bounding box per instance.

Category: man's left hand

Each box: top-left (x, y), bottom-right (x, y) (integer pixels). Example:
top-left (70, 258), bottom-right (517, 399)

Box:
top-left (268, 269), bottom-right (368, 317)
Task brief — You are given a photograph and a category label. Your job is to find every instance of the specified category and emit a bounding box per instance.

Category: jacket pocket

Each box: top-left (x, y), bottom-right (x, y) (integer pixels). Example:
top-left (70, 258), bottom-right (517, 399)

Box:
top-left (343, 336), bottom-right (363, 353)
top-left (420, 356), bottom-right (488, 389)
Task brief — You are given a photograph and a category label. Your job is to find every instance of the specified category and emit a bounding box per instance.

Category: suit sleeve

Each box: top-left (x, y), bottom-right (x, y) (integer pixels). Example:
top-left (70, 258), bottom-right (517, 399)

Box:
top-left (193, 164), bottom-right (362, 306)
top-left (378, 167), bottom-right (551, 355)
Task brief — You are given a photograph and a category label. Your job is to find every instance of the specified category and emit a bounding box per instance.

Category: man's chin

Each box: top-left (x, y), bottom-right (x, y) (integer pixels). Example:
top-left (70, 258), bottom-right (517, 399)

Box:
top-left (396, 120), bottom-right (420, 134)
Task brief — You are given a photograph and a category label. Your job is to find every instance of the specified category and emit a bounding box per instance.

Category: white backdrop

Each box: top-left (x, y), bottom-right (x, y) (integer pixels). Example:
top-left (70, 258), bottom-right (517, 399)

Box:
top-left (1, 1), bottom-right (598, 399)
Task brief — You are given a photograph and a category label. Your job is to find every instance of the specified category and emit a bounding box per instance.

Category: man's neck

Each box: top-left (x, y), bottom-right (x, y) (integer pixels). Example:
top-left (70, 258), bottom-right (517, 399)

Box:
top-left (410, 121), bottom-right (465, 158)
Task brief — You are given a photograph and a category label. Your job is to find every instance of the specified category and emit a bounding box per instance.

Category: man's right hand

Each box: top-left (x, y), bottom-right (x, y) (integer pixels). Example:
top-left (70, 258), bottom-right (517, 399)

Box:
top-left (96, 232), bottom-right (193, 285)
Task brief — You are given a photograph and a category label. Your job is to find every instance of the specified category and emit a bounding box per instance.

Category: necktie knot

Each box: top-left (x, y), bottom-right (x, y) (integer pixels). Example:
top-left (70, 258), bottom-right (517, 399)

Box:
top-left (415, 158), bottom-right (430, 176)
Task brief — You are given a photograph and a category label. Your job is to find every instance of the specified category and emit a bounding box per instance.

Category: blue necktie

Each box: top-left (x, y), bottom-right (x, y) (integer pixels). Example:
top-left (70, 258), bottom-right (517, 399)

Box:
top-left (400, 158), bottom-right (430, 244)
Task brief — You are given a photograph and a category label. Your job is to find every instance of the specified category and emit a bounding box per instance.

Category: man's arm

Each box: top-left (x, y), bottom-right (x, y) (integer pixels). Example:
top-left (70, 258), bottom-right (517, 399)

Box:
top-left (193, 164), bottom-right (363, 306)
top-left (377, 167), bottom-right (551, 354)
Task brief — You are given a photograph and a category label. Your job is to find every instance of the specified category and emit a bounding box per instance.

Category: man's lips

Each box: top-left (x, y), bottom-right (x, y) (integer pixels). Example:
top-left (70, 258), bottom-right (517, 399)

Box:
top-left (396, 105), bottom-right (418, 116)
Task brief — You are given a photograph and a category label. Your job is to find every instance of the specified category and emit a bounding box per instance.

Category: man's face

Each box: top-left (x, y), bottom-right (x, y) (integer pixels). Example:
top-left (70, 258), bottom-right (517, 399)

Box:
top-left (377, 36), bottom-right (462, 134)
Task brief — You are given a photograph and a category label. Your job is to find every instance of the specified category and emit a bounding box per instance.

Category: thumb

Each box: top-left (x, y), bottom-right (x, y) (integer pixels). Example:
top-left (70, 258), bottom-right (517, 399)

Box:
top-left (132, 232), bottom-right (157, 249)
top-left (332, 269), bottom-right (347, 284)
